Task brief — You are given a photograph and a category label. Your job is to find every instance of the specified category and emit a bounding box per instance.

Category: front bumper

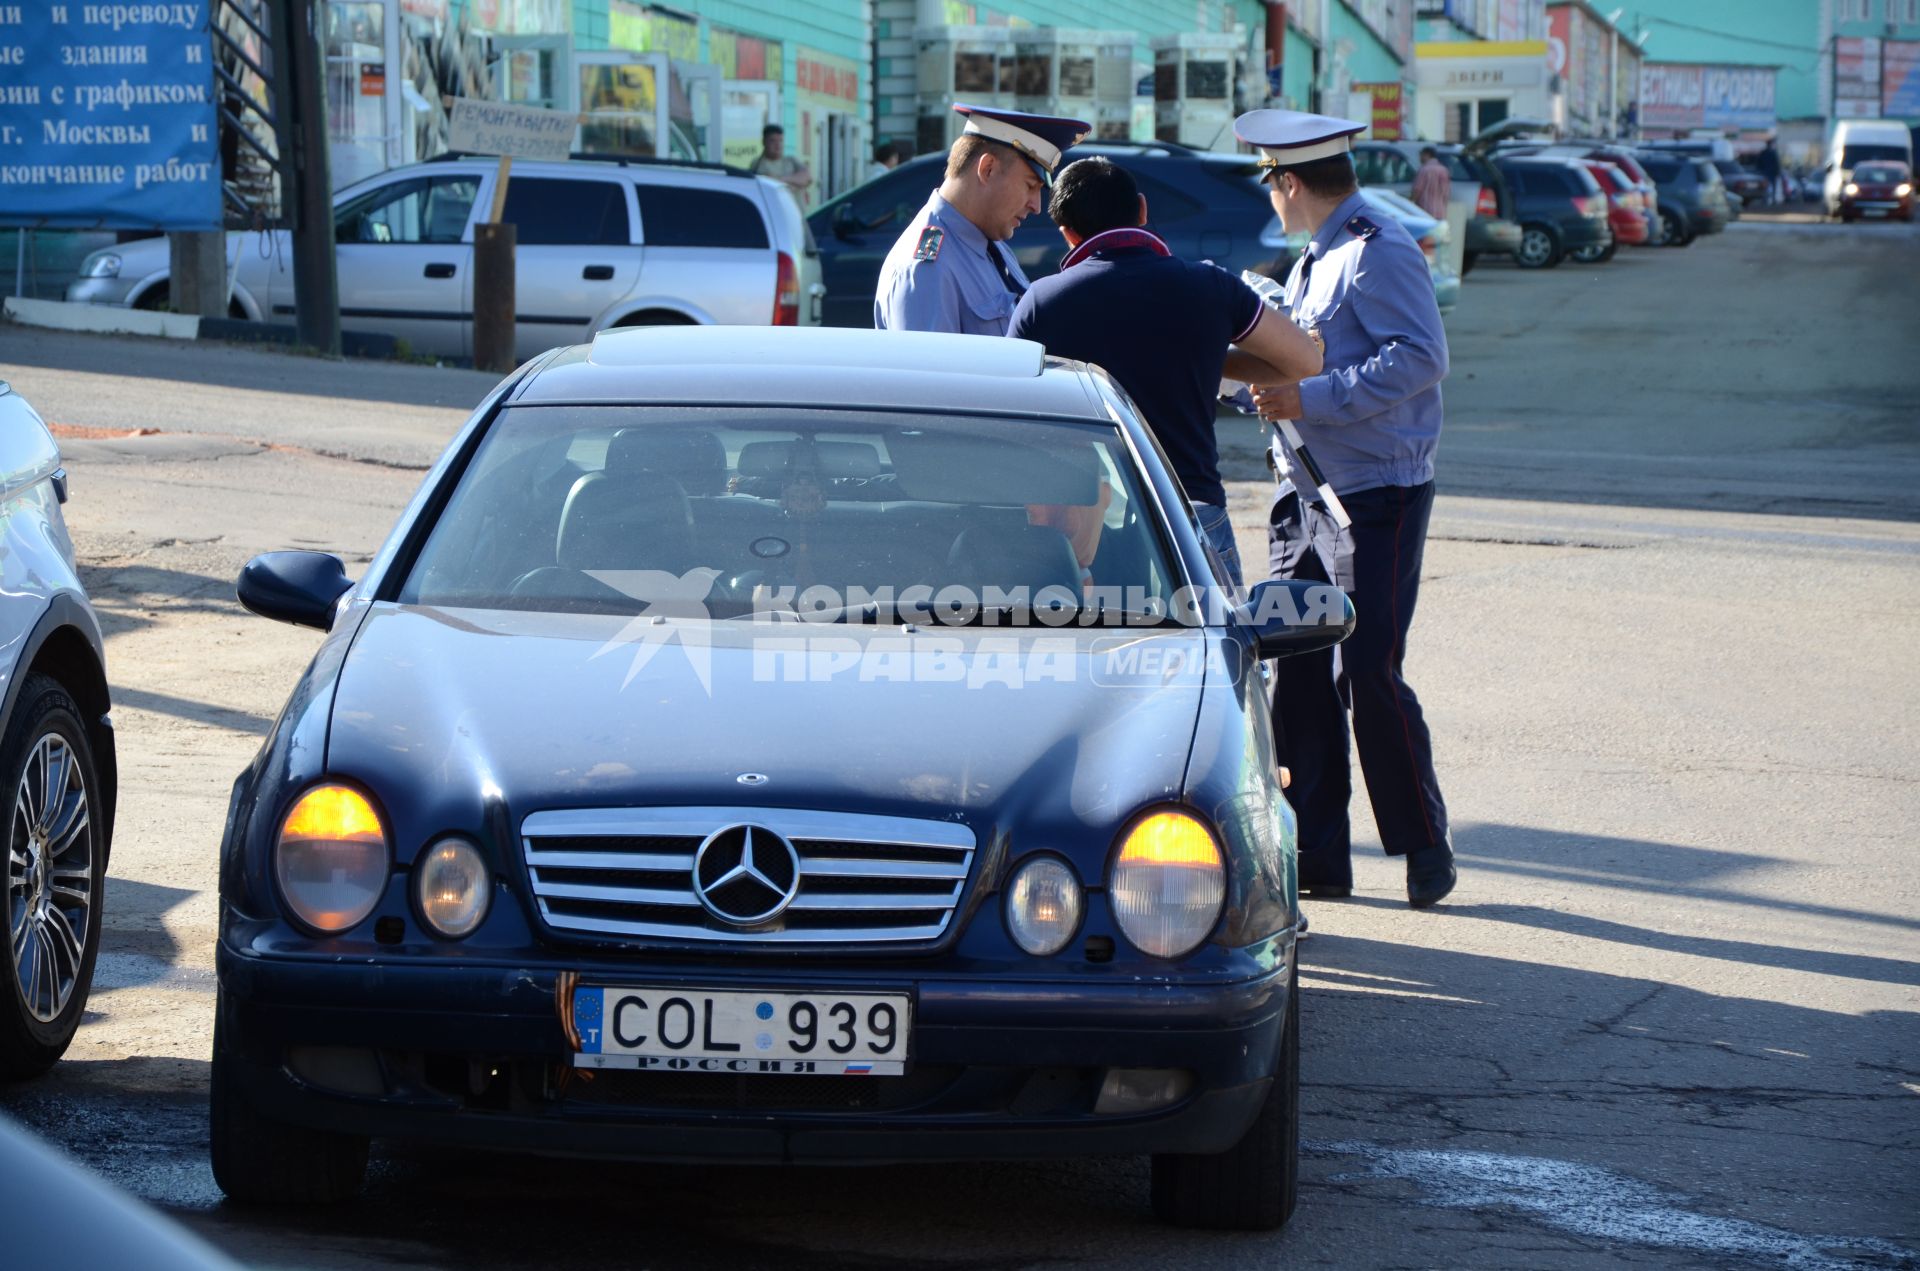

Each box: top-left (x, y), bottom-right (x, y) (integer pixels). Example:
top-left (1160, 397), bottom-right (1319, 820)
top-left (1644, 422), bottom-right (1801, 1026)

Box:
top-left (217, 935), bottom-right (1294, 1163)
top-left (1467, 216), bottom-right (1522, 257)
top-left (64, 276), bottom-right (139, 306)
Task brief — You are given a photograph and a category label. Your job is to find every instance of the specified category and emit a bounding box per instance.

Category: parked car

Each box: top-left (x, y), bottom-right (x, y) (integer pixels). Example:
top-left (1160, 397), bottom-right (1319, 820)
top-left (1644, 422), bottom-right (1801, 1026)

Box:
top-left (1356, 186), bottom-right (1459, 313)
top-left (1350, 123), bottom-right (1532, 272)
top-left (67, 155), bottom-right (824, 363)
top-left (0, 382), bottom-right (116, 1080)
top-left (211, 325), bottom-right (1354, 1229)
top-left (1632, 151), bottom-right (1730, 245)
top-left (1569, 161), bottom-right (1648, 261)
top-left (1711, 159), bottom-right (1768, 207)
top-left (1507, 143), bottom-right (1666, 245)
top-left (1, 1117), bottom-right (239, 1269)
top-left (809, 141), bottom-right (1288, 327)
top-left (1490, 156), bottom-right (1611, 269)
top-left (1834, 160), bottom-right (1914, 221)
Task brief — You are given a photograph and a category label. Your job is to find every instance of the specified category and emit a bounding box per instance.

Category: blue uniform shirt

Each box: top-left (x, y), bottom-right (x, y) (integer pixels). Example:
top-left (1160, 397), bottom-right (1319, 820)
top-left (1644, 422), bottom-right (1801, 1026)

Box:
top-left (874, 191), bottom-right (1030, 335)
top-left (1275, 190), bottom-right (1449, 495)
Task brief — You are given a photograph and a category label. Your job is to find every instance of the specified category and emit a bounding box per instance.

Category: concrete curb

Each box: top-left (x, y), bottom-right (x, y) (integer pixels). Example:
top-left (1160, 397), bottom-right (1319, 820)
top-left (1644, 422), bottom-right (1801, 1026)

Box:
top-left (6, 297), bottom-right (405, 361)
top-left (4, 295), bottom-right (200, 340)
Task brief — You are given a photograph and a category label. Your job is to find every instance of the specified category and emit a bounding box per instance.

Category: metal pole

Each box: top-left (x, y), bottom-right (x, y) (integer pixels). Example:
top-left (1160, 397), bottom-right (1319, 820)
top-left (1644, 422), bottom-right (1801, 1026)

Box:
top-left (280, 0), bottom-right (339, 354)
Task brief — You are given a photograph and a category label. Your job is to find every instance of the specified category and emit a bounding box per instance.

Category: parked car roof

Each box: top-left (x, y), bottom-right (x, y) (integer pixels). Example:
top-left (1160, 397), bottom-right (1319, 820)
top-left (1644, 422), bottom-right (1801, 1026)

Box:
top-left (512, 327), bottom-right (1106, 419)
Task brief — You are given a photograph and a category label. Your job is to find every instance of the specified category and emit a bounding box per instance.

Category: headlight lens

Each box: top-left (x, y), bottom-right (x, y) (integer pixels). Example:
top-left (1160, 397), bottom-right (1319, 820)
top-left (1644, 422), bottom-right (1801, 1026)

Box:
top-left (415, 837), bottom-right (491, 938)
top-left (1844, 182), bottom-right (1860, 196)
top-left (81, 251), bottom-right (121, 278)
top-left (1004, 855), bottom-right (1082, 956)
top-left (1110, 811), bottom-right (1225, 959)
top-left (1899, 183), bottom-right (1913, 197)
top-left (275, 784), bottom-right (387, 934)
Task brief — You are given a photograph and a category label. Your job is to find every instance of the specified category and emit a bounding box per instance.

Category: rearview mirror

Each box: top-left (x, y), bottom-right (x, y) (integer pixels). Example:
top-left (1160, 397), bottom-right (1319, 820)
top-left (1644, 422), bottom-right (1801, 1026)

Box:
top-left (1242, 579), bottom-right (1355, 660)
top-left (237, 551), bottom-right (353, 631)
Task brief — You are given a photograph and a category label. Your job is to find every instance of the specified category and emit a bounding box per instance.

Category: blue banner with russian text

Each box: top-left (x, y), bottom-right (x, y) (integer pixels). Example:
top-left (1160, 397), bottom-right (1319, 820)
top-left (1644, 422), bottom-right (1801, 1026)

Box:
top-left (0, 0), bottom-right (221, 230)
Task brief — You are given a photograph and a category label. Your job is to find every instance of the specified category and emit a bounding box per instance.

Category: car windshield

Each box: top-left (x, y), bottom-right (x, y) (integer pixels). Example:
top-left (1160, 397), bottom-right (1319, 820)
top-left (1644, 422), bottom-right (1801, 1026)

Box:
top-left (1854, 164), bottom-right (1908, 182)
top-left (1842, 143), bottom-right (1909, 168)
top-left (399, 406), bottom-right (1182, 623)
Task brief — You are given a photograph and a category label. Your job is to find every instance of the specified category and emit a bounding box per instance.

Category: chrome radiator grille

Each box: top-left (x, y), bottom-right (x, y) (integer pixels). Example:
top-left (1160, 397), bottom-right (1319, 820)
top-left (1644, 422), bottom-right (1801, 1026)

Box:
top-left (521, 807), bottom-right (977, 944)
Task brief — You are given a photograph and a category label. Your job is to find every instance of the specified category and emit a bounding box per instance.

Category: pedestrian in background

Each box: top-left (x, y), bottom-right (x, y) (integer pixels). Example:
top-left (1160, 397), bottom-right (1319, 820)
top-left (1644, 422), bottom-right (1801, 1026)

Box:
top-left (1411, 145), bottom-right (1452, 220)
top-left (868, 141), bottom-right (903, 184)
top-left (752, 125), bottom-right (813, 208)
top-left (1756, 137), bottom-right (1784, 206)
top-left (873, 104), bottom-right (1089, 335)
top-left (1007, 156), bottom-right (1322, 589)
top-left (1238, 108), bottom-right (1457, 910)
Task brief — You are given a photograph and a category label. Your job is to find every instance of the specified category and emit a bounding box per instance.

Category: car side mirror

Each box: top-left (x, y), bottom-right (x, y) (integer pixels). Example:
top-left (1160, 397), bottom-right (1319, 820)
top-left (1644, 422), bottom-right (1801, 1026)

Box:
top-left (237, 551), bottom-right (353, 631)
top-left (831, 202), bottom-right (861, 240)
top-left (1242, 578), bottom-right (1355, 660)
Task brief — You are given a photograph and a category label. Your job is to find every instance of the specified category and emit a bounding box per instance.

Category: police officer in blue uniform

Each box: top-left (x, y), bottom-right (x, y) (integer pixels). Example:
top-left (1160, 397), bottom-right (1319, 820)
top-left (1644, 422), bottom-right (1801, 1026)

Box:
top-left (874, 104), bottom-right (1091, 335)
top-left (1236, 109), bottom-right (1457, 909)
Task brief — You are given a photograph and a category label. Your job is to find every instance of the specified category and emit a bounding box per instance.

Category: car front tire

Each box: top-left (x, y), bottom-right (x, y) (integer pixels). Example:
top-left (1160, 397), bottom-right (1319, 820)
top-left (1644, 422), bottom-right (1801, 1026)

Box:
top-left (1660, 209), bottom-right (1692, 246)
top-left (1570, 239), bottom-right (1616, 264)
top-left (0, 676), bottom-right (105, 1080)
top-left (1514, 224), bottom-right (1563, 269)
top-left (1150, 960), bottom-right (1299, 1231)
top-left (209, 994), bottom-right (370, 1204)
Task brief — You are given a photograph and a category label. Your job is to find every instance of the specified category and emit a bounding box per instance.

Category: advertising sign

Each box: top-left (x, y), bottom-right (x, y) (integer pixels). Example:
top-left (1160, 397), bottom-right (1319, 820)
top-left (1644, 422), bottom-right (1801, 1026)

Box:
top-left (1353, 82), bottom-right (1405, 139)
top-left (1639, 63), bottom-right (1775, 132)
top-left (1883, 40), bottom-right (1920, 117)
top-left (0, 0), bottom-right (220, 230)
top-left (1835, 36), bottom-right (1882, 112)
top-left (1700, 66), bottom-right (1773, 131)
top-left (1638, 63), bottom-right (1701, 131)
top-left (448, 97), bottom-right (577, 160)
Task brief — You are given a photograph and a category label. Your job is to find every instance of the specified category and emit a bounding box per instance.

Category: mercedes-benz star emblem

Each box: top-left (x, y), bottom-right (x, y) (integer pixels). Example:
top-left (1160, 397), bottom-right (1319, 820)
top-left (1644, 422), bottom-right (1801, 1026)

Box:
top-left (692, 824), bottom-right (801, 926)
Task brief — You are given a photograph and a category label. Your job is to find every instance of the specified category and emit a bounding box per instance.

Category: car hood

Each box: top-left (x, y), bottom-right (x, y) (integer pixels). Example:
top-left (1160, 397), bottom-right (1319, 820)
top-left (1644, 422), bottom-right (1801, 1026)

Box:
top-left (325, 604), bottom-right (1210, 859)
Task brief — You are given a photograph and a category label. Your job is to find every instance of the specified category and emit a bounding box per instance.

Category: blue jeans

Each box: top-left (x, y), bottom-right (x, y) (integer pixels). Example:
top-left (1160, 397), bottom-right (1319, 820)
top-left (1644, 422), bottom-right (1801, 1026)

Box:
top-left (1192, 501), bottom-right (1244, 590)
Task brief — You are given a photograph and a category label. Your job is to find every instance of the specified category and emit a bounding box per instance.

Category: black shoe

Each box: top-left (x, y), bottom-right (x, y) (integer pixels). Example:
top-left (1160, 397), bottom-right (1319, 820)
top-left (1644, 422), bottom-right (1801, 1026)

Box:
top-left (1300, 882), bottom-right (1352, 899)
top-left (1407, 844), bottom-right (1456, 909)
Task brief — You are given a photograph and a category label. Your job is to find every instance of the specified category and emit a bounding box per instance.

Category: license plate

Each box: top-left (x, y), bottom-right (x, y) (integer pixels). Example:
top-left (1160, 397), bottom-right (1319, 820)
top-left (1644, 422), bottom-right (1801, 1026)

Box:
top-left (571, 985), bottom-right (911, 1076)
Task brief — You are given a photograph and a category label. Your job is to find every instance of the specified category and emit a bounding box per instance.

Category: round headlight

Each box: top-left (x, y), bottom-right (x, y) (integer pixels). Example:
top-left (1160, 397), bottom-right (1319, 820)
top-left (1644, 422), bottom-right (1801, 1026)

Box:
top-left (275, 784), bottom-right (388, 934)
top-left (1005, 855), bottom-right (1083, 956)
top-left (416, 837), bottom-right (491, 938)
top-left (82, 252), bottom-right (121, 278)
top-left (1110, 811), bottom-right (1225, 959)
top-left (1844, 182), bottom-right (1860, 196)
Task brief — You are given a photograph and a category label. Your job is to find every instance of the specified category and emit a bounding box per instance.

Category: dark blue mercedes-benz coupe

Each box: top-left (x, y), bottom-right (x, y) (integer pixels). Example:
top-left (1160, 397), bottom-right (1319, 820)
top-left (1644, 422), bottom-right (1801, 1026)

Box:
top-left (213, 327), bottom-right (1352, 1230)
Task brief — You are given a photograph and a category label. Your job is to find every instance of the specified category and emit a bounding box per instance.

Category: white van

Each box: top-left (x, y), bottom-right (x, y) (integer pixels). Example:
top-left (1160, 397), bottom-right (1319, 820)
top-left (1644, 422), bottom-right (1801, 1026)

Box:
top-left (1824, 119), bottom-right (1914, 215)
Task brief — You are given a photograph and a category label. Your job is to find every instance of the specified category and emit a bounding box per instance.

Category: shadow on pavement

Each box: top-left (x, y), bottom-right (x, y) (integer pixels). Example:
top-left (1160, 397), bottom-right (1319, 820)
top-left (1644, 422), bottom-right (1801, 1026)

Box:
top-left (0, 326), bottom-right (499, 413)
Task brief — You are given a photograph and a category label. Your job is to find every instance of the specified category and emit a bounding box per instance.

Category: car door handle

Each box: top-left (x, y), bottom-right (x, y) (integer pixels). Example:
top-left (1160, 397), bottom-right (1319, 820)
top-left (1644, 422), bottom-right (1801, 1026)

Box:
top-left (424, 263), bottom-right (456, 279)
top-left (582, 265), bottom-right (614, 281)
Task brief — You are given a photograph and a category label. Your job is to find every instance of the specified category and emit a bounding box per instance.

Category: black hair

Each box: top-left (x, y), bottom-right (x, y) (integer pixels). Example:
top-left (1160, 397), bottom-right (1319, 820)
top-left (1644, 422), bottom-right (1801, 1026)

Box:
top-left (1419, 145), bottom-right (1438, 160)
top-left (874, 140), bottom-right (899, 163)
top-left (1048, 156), bottom-right (1140, 239)
top-left (1271, 153), bottom-right (1358, 199)
top-left (762, 124), bottom-right (784, 139)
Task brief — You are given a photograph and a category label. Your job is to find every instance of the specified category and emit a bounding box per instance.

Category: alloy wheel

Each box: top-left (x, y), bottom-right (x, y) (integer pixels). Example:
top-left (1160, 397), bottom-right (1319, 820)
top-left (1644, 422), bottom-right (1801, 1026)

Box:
top-left (1518, 228), bottom-right (1553, 267)
top-left (6, 733), bottom-right (92, 1023)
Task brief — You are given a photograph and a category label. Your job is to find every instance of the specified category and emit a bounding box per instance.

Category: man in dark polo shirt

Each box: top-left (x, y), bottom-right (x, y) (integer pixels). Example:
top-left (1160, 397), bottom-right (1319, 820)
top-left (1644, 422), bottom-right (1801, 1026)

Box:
top-left (1008, 157), bottom-right (1321, 586)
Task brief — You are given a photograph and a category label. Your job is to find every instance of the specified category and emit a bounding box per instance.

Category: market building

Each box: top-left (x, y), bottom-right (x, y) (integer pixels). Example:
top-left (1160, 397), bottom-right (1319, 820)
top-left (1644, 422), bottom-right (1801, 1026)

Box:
top-left (1620, 0), bottom-right (1920, 162)
top-left (322, 0), bottom-right (1432, 206)
top-left (1409, 0), bottom-right (1551, 141)
top-left (1544, 0), bottom-right (1641, 137)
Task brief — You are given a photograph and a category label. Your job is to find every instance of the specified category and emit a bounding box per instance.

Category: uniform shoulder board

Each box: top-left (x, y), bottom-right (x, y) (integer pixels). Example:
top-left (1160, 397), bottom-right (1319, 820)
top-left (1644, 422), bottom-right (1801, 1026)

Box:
top-left (912, 226), bottom-right (945, 262)
top-left (1348, 215), bottom-right (1380, 240)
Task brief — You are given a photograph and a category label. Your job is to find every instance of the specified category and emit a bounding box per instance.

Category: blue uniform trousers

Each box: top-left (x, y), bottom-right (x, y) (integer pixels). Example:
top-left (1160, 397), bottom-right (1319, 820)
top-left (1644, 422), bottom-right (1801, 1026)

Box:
top-left (1267, 481), bottom-right (1449, 886)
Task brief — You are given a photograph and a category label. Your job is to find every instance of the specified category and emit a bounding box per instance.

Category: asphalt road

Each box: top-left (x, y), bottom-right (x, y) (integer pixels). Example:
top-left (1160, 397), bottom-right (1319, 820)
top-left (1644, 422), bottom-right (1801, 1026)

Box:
top-left (1, 214), bottom-right (1916, 1271)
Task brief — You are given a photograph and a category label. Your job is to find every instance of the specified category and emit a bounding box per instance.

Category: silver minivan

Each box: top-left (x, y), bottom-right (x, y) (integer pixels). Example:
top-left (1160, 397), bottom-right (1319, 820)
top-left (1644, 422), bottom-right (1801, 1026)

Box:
top-left (68, 156), bottom-right (824, 363)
